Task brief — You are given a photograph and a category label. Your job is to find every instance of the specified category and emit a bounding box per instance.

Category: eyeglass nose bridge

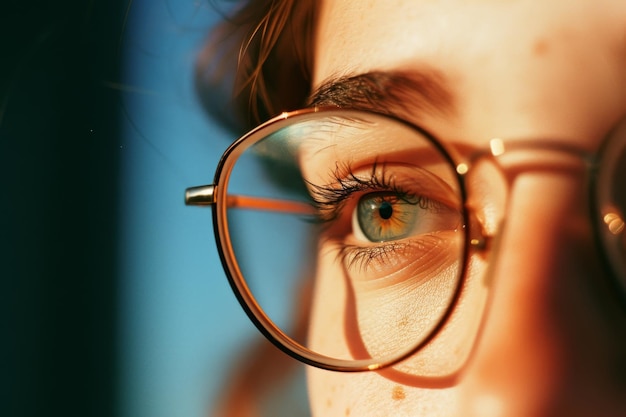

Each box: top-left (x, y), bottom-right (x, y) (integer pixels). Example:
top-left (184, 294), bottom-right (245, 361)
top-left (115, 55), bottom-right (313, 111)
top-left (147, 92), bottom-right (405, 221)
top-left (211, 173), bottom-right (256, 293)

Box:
top-left (455, 134), bottom-right (626, 302)
top-left (458, 138), bottom-right (594, 180)
top-left (456, 138), bottom-right (596, 272)
top-left (457, 137), bottom-right (596, 234)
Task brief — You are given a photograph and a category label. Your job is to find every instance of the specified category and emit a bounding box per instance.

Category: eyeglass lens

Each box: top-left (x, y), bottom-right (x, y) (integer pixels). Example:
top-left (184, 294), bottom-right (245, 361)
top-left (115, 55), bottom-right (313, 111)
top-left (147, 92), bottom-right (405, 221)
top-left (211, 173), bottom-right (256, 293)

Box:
top-left (220, 111), bottom-right (478, 371)
top-left (596, 118), bottom-right (626, 291)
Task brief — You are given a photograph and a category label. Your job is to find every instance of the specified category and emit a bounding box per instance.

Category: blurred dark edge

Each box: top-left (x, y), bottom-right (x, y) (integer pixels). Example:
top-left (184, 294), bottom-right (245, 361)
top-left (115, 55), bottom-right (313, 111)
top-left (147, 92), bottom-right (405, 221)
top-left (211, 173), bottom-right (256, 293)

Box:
top-left (1, 1), bottom-right (124, 416)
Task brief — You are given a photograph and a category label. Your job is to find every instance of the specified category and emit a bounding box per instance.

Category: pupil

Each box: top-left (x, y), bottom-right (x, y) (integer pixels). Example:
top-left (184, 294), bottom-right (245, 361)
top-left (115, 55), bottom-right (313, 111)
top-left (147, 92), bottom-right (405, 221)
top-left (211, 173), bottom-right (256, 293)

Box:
top-left (378, 201), bottom-right (393, 219)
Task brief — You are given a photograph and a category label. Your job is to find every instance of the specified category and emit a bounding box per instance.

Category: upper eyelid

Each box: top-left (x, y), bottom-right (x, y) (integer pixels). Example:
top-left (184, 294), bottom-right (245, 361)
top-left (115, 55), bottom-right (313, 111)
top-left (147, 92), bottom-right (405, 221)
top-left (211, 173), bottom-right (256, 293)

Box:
top-left (306, 161), bottom-right (461, 219)
top-left (307, 165), bottom-right (412, 223)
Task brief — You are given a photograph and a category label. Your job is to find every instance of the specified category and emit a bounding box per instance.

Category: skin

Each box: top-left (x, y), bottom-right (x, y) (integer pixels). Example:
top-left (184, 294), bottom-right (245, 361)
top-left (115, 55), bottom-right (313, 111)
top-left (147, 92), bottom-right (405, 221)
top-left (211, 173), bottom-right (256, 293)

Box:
top-left (306, 0), bottom-right (626, 416)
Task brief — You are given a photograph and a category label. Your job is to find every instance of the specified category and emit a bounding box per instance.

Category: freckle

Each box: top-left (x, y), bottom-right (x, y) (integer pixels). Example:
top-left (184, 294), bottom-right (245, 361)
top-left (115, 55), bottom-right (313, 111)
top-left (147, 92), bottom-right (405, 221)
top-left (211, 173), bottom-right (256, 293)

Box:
top-left (533, 39), bottom-right (549, 56)
top-left (326, 398), bottom-right (333, 408)
top-left (392, 385), bottom-right (406, 401)
top-left (345, 407), bottom-right (351, 416)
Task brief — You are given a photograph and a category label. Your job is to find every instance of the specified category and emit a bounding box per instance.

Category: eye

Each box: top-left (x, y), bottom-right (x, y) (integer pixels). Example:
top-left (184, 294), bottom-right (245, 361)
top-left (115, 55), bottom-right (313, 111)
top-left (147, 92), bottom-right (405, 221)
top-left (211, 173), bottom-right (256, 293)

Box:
top-left (353, 192), bottom-right (422, 242)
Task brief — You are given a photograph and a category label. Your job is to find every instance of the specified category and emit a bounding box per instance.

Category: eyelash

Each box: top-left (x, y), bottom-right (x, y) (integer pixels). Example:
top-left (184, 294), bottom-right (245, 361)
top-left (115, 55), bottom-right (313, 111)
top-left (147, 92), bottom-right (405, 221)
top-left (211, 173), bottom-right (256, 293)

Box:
top-left (308, 161), bottom-right (445, 232)
top-left (307, 162), bottom-right (420, 224)
top-left (337, 240), bottom-right (411, 273)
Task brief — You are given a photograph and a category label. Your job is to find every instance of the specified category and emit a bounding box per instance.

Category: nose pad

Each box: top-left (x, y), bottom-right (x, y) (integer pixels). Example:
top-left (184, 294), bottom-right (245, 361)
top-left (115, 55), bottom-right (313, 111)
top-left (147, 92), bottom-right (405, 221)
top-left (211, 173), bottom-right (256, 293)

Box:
top-left (464, 156), bottom-right (509, 242)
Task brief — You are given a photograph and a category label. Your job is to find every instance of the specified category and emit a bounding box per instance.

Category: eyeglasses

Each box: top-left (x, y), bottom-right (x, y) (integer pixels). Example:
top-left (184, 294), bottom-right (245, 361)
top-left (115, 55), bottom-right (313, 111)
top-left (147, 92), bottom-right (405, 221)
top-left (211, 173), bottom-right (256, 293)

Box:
top-left (186, 108), bottom-right (625, 374)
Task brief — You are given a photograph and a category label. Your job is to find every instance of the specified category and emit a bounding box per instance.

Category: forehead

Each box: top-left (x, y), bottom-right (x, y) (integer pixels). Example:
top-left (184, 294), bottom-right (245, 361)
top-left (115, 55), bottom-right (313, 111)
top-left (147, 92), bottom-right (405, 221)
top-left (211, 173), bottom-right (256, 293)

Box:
top-left (313, 0), bottom-right (626, 151)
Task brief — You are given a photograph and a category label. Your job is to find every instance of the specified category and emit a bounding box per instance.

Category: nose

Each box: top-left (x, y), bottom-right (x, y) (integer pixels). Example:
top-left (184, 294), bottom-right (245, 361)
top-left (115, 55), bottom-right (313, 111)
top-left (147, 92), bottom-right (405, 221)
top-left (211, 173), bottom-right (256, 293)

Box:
top-left (459, 170), bottom-right (626, 416)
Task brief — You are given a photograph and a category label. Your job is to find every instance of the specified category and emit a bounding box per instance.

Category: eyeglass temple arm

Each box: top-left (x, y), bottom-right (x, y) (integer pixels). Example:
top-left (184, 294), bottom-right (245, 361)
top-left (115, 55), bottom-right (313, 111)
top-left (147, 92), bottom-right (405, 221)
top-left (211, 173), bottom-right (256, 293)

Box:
top-left (185, 185), bottom-right (315, 215)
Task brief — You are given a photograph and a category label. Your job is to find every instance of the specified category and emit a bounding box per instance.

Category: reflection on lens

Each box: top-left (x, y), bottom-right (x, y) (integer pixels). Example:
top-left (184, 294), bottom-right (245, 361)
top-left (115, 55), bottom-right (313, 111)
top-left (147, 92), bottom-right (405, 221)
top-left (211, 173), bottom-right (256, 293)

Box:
top-left (604, 213), bottom-right (625, 235)
top-left (217, 109), bottom-right (468, 371)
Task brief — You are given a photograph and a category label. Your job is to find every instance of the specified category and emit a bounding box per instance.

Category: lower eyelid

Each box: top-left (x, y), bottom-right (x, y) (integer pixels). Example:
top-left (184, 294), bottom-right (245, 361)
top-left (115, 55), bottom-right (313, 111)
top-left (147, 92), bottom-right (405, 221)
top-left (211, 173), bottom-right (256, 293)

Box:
top-left (336, 232), bottom-right (460, 287)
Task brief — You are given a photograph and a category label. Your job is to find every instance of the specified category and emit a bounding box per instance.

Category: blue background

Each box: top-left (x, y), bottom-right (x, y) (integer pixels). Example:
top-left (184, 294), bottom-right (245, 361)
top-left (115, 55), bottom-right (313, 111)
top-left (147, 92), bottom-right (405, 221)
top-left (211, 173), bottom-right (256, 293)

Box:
top-left (119, 2), bottom-right (258, 416)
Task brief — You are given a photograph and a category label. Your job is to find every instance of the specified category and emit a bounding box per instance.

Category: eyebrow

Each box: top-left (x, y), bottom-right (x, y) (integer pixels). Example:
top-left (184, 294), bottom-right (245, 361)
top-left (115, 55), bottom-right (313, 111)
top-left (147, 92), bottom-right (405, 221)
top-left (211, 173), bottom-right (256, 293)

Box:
top-left (307, 70), bottom-right (456, 120)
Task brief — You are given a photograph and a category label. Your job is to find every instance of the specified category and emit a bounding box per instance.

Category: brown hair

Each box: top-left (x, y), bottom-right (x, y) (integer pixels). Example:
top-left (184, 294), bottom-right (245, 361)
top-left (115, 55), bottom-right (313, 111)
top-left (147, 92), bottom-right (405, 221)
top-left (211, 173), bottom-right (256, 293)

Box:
top-left (195, 0), bottom-right (318, 133)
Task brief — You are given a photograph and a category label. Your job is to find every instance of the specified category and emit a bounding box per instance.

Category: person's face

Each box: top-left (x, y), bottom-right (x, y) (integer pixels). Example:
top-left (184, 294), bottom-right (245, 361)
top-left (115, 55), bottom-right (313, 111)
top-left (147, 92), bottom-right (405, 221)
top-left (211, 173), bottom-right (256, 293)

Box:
top-left (306, 0), bottom-right (626, 416)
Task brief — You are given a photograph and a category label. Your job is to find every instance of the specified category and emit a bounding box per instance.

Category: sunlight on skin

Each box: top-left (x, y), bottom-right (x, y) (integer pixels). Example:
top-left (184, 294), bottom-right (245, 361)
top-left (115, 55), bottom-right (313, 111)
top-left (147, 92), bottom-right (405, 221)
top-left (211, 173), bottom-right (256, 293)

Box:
top-left (306, 0), bottom-right (626, 416)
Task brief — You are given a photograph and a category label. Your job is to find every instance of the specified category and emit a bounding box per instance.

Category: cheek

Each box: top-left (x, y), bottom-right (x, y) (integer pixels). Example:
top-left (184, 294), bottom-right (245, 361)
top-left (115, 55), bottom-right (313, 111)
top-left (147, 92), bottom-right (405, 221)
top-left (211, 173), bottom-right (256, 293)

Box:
top-left (305, 247), bottom-right (492, 416)
top-left (307, 239), bottom-right (460, 363)
top-left (307, 365), bottom-right (459, 417)
top-left (307, 246), bottom-right (350, 359)
top-left (306, 237), bottom-right (483, 372)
